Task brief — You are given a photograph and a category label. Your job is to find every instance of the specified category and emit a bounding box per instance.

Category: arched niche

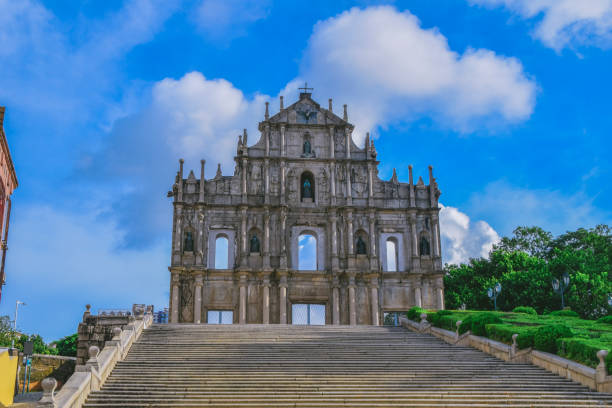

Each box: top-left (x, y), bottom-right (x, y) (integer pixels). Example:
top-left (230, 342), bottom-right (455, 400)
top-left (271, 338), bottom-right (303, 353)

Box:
top-left (300, 171), bottom-right (315, 202)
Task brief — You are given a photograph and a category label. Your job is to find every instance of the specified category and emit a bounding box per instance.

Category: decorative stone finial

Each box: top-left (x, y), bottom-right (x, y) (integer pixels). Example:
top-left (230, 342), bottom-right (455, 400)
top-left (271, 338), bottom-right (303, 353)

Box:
top-left (343, 104), bottom-right (348, 121)
top-left (328, 98), bottom-right (333, 112)
top-left (408, 165), bottom-right (414, 185)
top-left (265, 102), bottom-right (269, 120)
top-left (39, 377), bottom-right (57, 405)
top-left (86, 304), bottom-right (91, 311)
top-left (216, 163), bottom-right (222, 178)
top-left (429, 165), bottom-right (434, 183)
top-left (420, 313), bottom-right (428, 323)
top-left (597, 350), bottom-right (608, 365)
top-left (112, 327), bottom-right (122, 339)
top-left (88, 345), bottom-right (100, 359)
top-left (280, 96), bottom-right (284, 110)
top-left (243, 128), bottom-right (248, 146)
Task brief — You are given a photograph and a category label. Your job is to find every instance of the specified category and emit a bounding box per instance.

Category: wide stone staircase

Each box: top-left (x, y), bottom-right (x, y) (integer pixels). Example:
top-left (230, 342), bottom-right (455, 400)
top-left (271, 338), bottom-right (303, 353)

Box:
top-left (83, 324), bottom-right (612, 407)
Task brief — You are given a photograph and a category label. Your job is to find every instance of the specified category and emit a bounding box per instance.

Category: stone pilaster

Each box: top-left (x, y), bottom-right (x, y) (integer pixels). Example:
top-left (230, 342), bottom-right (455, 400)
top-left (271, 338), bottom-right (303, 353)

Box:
top-left (346, 163), bottom-right (352, 206)
top-left (170, 272), bottom-right (180, 323)
top-left (262, 276), bottom-right (271, 324)
top-left (332, 278), bottom-right (340, 325)
top-left (278, 271), bottom-right (288, 324)
top-left (413, 275), bottom-right (422, 308)
top-left (347, 272), bottom-right (357, 325)
top-left (199, 160), bottom-right (205, 202)
top-left (330, 212), bottom-right (339, 270)
top-left (263, 210), bottom-right (271, 270)
top-left (328, 125), bottom-right (335, 159)
top-left (264, 158), bottom-right (270, 204)
top-left (239, 272), bottom-right (248, 324)
top-left (368, 274), bottom-right (379, 326)
top-left (193, 274), bottom-right (203, 323)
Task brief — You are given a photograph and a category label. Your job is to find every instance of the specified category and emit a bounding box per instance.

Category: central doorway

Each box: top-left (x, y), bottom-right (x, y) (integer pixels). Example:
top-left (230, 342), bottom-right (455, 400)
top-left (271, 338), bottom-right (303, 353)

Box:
top-left (292, 304), bottom-right (325, 325)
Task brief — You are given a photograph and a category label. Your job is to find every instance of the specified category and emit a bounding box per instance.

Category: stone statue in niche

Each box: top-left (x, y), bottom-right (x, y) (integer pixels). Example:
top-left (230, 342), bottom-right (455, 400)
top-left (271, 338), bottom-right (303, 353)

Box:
top-left (250, 235), bottom-right (260, 253)
top-left (302, 179), bottom-right (313, 198)
top-left (420, 236), bottom-right (431, 256)
top-left (304, 140), bottom-right (311, 154)
top-left (356, 236), bottom-right (367, 255)
top-left (184, 231), bottom-right (194, 252)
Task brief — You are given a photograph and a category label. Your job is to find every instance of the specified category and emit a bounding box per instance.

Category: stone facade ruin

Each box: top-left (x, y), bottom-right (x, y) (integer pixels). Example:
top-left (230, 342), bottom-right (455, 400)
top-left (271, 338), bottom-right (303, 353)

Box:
top-left (167, 91), bottom-right (444, 325)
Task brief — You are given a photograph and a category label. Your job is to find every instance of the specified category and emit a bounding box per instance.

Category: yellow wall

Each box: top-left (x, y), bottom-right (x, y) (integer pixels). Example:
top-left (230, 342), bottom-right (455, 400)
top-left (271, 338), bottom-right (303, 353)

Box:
top-left (0, 348), bottom-right (18, 407)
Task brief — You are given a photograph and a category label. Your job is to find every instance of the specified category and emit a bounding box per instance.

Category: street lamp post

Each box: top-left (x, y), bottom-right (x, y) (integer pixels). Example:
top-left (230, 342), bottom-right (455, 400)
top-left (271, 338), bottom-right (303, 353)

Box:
top-left (12, 300), bottom-right (26, 348)
top-left (487, 282), bottom-right (502, 311)
top-left (552, 272), bottom-right (570, 309)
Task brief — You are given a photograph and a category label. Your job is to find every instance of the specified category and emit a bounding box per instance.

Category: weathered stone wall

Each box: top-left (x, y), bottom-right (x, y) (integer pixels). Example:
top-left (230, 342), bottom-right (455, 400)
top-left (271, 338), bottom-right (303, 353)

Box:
top-left (168, 92), bottom-right (445, 325)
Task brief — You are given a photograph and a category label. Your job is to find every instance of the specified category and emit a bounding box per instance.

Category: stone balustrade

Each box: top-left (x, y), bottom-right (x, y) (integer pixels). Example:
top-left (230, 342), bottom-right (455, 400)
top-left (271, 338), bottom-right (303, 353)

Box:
top-left (400, 315), bottom-right (612, 393)
top-left (38, 310), bottom-right (153, 408)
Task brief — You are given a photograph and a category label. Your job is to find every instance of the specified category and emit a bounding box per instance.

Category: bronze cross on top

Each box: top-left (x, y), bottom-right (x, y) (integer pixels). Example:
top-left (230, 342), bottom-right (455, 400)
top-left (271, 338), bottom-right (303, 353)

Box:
top-left (299, 82), bottom-right (314, 93)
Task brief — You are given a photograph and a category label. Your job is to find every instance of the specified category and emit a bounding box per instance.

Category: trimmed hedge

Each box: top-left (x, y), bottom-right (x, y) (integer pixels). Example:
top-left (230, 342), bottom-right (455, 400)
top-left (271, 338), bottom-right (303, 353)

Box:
top-left (533, 324), bottom-right (573, 353)
top-left (486, 323), bottom-right (536, 349)
top-left (428, 310), bottom-right (456, 331)
top-left (596, 316), bottom-right (612, 324)
top-left (557, 337), bottom-right (612, 375)
top-left (406, 307), bottom-right (426, 321)
top-left (459, 312), bottom-right (502, 336)
top-left (513, 306), bottom-right (537, 315)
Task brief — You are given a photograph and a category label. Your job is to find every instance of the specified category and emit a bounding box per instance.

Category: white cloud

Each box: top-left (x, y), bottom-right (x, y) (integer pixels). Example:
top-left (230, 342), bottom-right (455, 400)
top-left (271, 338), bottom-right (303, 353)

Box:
top-left (0, 0), bottom-right (179, 121)
top-left (85, 72), bottom-right (269, 247)
top-left (440, 204), bottom-right (500, 265)
top-left (193, 0), bottom-right (271, 42)
top-left (0, 205), bottom-right (168, 341)
top-left (288, 6), bottom-right (536, 142)
top-left (470, 0), bottom-right (612, 51)
top-left (467, 180), bottom-right (612, 236)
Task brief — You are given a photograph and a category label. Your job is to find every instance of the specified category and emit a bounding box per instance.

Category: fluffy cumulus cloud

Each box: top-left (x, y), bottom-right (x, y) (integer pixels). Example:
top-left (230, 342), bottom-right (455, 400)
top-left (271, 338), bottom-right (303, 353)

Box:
top-left (440, 204), bottom-right (501, 265)
top-left (287, 6), bottom-right (536, 141)
top-left (467, 181), bottom-right (612, 236)
top-left (84, 72), bottom-right (269, 247)
top-left (0, 205), bottom-right (168, 341)
top-left (470, 0), bottom-right (612, 51)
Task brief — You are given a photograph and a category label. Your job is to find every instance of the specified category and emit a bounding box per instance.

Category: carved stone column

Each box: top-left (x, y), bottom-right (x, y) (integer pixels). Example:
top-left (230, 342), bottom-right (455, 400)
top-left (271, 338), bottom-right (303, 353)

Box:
top-left (239, 272), bottom-right (248, 324)
top-left (279, 272), bottom-right (288, 324)
top-left (264, 158), bottom-right (270, 204)
top-left (177, 159), bottom-right (184, 201)
top-left (330, 213), bottom-right (339, 270)
top-left (345, 128), bottom-right (351, 159)
top-left (436, 285), bottom-right (444, 310)
top-left (332, 278), bottom-right (340, 325)
top-left (262, 275), bottom-right (270, 324)
top-left (280, 163), bottom-right (286, 205)
top-left (348, 273), bottom-right (357, 325)
top-left (280, 125), bottom-right (286, 157)
top-left (279, 208), bottom-right (288, 269)
top-left (265, 124), bottom-right (270, 156)
top-left (369, 275), bottom-right (379, 326)
top-left (369, 211), bottom-right (376, 269)
top-left (241, 158), bottom-right (247, 202)
top-left (330, 164), bottom-right (336, 206)
top-left (432, 214), bottom-right (441, 258)
top-left (263, 210), bottom-right (271, 270)
top-left (240, 207), bottom-right (248, 267)
top-left (367, 163), bottom-right (374, 207)
top-left (328, 125), bottom-right (335, 159)
top-left (170, 272), bottom-right (180, 323)
top-left (414, 278), bottom-right (422, 308)
top-left (346, 163), bottom-right (352, 206)
top-left (347, 210), bottom-right (354, 255)
top-left (194, 274), bottom-right (203, 323)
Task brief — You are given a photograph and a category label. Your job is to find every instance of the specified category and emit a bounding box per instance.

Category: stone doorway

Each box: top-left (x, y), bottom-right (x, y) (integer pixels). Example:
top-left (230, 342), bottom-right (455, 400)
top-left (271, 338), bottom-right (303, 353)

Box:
top-left (292, 304), bottom-right (325, 325)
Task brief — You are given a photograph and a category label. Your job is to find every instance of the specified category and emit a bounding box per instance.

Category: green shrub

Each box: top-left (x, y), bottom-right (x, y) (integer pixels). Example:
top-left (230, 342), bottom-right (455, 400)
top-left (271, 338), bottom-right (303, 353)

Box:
top-left (557, 337), bottom-right (612, 374)
top-left (485, 323), bottom-right (536, 349)
top-left (427, 310), bottom-right (456, 331)
top-left (406, 307), bottom-right (426, 321)
top-left (534, 324), bottom-right (573, 353)
top-left (55, 333), bottom-right (78, 357)
top-left (549, 310), bottom-right (580, 318)
top-left (596, 316), bottom-right (612, 324)
top-left (459, 312), bottom-right (502, 336)
top-left (512, 306), bottom-right (537, 315)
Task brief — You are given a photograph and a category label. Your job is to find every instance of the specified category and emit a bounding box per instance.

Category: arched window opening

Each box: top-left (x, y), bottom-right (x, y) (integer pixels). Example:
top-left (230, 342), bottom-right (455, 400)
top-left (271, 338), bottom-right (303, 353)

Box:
top-left (356, 235), bottom-right (367, 255)
top-left (386, 239), bottom-right (398, 272)
top-left (300, 172), bottom-right (315, 201)
top-left (298, 233), bottom-right (317, 270)
top-left (249, 234), bottom-right (260, 253)
top-left (420, 236), bottom-right (431, 256)
top-left (215, 236), bottom-right (229, 269)
top-left (183, 231), bottom-right (194, 252)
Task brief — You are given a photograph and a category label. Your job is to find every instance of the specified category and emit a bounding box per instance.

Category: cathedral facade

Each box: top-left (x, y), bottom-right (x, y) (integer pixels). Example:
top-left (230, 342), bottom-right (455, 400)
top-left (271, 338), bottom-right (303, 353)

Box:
top-left (167, 91), bottom-right (444, 325)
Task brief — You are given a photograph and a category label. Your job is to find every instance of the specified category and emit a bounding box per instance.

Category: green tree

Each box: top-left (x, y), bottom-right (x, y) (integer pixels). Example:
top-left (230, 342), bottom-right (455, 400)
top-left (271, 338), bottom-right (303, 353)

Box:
top-left (494, 226), bottom-right (553, 258)
top-left (55, 333), bottom-right (78, 357)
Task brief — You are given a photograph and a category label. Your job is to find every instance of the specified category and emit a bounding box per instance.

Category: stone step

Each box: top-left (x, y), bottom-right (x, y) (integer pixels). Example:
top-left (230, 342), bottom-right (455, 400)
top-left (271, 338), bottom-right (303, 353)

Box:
top-left (83, 324), bottom-right (612, 407)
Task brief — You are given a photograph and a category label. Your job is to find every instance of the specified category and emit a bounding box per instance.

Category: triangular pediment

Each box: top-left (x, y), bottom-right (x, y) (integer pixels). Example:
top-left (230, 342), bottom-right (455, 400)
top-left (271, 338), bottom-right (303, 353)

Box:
top-left (268, 94), bottom-right (350, 126)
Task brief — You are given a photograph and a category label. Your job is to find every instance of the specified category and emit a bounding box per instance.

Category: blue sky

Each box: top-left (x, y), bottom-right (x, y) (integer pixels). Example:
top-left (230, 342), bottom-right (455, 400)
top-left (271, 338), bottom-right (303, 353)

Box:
top-left (0, 0), bottom-right (611, 341)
